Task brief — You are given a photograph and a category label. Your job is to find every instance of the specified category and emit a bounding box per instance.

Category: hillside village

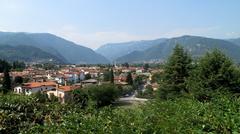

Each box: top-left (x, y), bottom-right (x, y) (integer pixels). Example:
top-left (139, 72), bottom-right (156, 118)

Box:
top-left (0, 63), bottom-right (161, 103)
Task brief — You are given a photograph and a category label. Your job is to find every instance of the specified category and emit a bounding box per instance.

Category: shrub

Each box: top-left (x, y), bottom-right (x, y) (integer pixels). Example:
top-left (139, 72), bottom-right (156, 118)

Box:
top-left (87, 84), bottom-right (119, 107)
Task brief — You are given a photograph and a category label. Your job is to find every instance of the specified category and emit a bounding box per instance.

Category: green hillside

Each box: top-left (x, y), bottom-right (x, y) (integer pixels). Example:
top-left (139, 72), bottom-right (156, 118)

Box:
top-left (0, 45), bottom-right (65, 63)
top-left (117, 36), bottom-right (240, 63)
top-left (0, 32), bottom-right (109, 64)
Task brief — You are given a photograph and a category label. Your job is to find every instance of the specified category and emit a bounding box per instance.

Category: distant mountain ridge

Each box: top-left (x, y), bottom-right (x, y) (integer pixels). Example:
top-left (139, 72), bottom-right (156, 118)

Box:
top-left (0, 32), bottom-right (109, 64)
top-left (0, 45), bottom-right (64, 63)
top-left (96, 38), bottom-right (166, 61)
top-left (116, 35), bottom-right (240, 63)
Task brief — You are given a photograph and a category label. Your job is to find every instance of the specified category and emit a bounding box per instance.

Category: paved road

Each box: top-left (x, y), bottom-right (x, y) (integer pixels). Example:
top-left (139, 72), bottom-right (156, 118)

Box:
top-left (119, 91), bottom-right (148, 102)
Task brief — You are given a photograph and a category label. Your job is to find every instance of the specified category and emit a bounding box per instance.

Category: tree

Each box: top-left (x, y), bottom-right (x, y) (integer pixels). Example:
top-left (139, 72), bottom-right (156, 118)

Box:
top-left (72, 88), bottom-right (89, 108)
top-left (14, 76), bottom-right (23, 85)
top-left (0, 59), bottom-right (11, 73)
top-left (143, 63), bottom-right (149, 71)
top-left (110, 68), bottom-right (114, 83)
top-left (126, 72), bottom-right (133, 85)
top-left (187, 49), bottom-right (240, 101)
top-left (159, 44), bottom-right (192, 99)
top-left (103, 70), bottom-right (110, 81)
top-left (123, 62), bottom-right (129, 68)
top-left (87, 84), bottom-right (119, 107)
top-left (12, 61), bottom-right (26, 71)
top-left (85, 73), bottom-right (91, 80)
top-left (2, 67), bottom-right (11, 94)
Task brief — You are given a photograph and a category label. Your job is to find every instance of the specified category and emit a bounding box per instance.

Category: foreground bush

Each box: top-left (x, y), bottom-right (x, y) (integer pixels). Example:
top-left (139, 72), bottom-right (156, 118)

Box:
top-left (2, 92), bottom-right (240, 133)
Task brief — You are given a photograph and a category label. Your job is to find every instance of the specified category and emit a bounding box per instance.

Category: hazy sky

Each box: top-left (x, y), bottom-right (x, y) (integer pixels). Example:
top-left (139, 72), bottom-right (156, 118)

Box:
top-left (0, 0), bottom-right (239, 49)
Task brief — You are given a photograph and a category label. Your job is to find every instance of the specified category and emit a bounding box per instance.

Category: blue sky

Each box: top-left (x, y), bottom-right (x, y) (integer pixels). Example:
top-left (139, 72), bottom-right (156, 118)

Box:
top-left (0, 0), bottom-right (239, 49)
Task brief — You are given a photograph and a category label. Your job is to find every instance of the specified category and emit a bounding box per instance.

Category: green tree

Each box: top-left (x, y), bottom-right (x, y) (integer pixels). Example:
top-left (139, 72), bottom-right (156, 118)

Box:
top-left (143, 63), bottom-right (149, 71)
top-left (126, 72), bottom-right (133, 85)
top-left (72, 88), bottom-right (88, 108)
top-left (110, 68), bottom-right (114, 83)
top-left (123, 62), bottom-right (129, 68)
top-left (14, 76), bottom-right (23, 85)
top-left (87, 84), bottom-right (119, 107)
top-left (2, 67), bottom-right (11, 94)
top-left (85, 73), bottom-right (91, 80)
top-left (103, 70), bottom-right (110, 81)
top-left (187, 49), bottom-right (240, 101)
top-left (159, 44), bottom-right (192, 99)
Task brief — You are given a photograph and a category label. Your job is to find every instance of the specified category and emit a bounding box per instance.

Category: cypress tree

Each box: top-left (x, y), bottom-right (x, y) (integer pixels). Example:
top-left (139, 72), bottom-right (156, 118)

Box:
top-left (159, 44), bottom-right (192, 99)
top-left (110, 68), bottom-right (114, 83)
top-left (126, 72), bottom-right (133, 85)
top-left (2, 67), bottom-right (11, 94)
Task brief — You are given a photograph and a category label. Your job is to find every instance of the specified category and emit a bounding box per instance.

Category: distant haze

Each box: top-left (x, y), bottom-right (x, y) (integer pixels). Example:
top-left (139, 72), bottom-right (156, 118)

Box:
top-left (0, 0), bottom-right (240, 49)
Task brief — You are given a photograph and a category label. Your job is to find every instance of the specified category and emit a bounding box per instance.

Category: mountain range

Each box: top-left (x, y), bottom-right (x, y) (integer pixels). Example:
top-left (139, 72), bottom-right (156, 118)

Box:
top-left (97, 35), bottom-right (240, 63)
top-left (0, 32), bottom-right (109, 64)
top-left (0, 31), bottom-right (240, 64)
top-left (96, 38), bottom-right (166, 61)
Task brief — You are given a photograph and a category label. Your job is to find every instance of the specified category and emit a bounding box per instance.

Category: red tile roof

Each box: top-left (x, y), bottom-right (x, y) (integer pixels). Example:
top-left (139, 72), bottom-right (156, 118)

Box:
top-left (23, 81), bottom-right (57, 88)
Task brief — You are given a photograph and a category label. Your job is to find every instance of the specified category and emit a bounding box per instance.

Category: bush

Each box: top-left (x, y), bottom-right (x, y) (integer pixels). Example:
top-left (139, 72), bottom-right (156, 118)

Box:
top-left (71, 88), bottom-right (89, 108)
top-left (88, 84), bottom-right (119, 107)
top-left (187, 50), bottom-right (240, 101)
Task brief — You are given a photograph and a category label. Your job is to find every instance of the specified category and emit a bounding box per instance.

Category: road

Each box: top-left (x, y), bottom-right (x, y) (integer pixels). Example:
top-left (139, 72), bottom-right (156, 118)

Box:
top-left (118, 91), bottom-right (148, 103)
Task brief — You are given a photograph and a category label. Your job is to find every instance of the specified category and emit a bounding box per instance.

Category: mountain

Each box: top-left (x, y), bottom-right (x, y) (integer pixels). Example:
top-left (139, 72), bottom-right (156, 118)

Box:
top-left (0, 32), bottom-right (109, 64)
top-left (116, 35), bottom-right (240, 63)
top-left (228, 38), bottom-right (240, 46)
top-left (0, 45), bottom-right (64, 63)
top-left (95, 38), bottom-right (166, 61)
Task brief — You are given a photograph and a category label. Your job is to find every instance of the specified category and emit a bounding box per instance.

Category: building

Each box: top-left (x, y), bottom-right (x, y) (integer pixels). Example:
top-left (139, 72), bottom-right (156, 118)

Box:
top-left (15, 81), bottom-right (57, 95)
top-left (47, 85), bottom-right (80, 103)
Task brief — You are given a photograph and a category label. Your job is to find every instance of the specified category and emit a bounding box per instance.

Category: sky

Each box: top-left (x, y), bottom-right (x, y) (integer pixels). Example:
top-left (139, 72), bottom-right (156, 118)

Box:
top-left (0, 0), bottom-right (240, 49)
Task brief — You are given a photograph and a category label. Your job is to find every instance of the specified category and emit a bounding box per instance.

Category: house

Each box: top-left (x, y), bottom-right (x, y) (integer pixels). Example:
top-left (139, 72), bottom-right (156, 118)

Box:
top-left (47, 85), bottom-right (80, 103)
top-left (19, 81), bottom-right (57, 95)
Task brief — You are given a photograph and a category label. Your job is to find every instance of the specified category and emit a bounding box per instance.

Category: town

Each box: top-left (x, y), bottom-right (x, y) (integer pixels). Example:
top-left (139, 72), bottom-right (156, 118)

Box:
top-left (0, 61), bottom-right (161, 103)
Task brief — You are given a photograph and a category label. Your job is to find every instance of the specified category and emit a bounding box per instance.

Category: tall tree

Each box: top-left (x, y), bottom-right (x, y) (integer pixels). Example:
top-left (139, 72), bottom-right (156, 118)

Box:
top-left (126, 72), bottom-right (133, 85)
top-left (159, 44), bottom-right (192, 99)
top-left (143, 63), bottom-right (149, 71)
top-left (2, 67), bottom-right (11, 94)
top-left (110, 68), bottom-right (114, 83)
top-left (85, 73), bottom-right (91, 80)
top-left (187, 49), bottom-right (240, 100)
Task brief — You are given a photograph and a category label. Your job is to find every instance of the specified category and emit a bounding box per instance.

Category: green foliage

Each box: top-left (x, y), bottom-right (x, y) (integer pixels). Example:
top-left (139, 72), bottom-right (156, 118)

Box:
top-left (0, 59), bottom-right (11, 73)
top-left (159, 44), bottom-right (192, 99)
top-left (84, 73), bottom-right (91, 80)
top-left (87, 84), bottom-right (119, 107)
top-left (14, 76), bottom-right (23, 85)
top-left (187, 50), bottom-right (240, 101)
top-left (119, 85), bottom-right (134, 96)
top-left (33, 91), bottom-right (49, 103)
top-left (2, 68), bottom-right (11, 94)
top-left (110, 68), bottom-right (114, 83)
top-left (126, 72), bottom-right (133, 85)
top-left (2, 92), bottom-right (240, 133)
top-left (143, 63), bottom-right (149, 71)
top-left (12, 61), bottom-right (26, 71)
top-left (103, 69), bottom-right (111, 81)
top-left (137, 85), bottom-right (155, 99)
top-left (151, 72), bottom-right (163, 83)
top-left (72, 88), bottom-right (89, 108)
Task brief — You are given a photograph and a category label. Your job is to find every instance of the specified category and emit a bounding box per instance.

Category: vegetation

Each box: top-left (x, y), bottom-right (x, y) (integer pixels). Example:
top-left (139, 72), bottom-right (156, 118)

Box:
top-left (2, 45), bottom-right (240, 133)
top-left (159, 44), bottom-right (192, 99)
top-left (85, 73), bottom-right (92, 80)
top-left (1, 68), bottom-right (11, 94)
top-left (126, 72), bottom-right (133, 85)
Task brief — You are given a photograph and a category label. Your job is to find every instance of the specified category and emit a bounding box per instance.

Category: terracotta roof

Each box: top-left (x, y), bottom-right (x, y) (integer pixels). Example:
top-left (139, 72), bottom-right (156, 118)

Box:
top-left (23, 81), bottom-right (57, 88)
top-left (57, 86), bottom-right (80, 92)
